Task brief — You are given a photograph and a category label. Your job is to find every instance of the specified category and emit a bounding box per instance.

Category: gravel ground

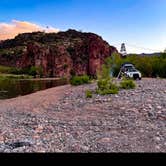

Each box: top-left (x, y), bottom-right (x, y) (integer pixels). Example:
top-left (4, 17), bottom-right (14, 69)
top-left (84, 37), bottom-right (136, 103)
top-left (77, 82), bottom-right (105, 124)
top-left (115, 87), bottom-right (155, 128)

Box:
top-left (0, 78), bottom-right (165, 153)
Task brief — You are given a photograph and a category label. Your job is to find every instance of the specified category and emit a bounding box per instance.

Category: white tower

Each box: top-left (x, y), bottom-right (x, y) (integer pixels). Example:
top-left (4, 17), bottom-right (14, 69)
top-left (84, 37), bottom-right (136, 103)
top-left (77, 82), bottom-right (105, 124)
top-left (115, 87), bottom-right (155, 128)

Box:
top-left (120, 43), bottom-right (127, 57)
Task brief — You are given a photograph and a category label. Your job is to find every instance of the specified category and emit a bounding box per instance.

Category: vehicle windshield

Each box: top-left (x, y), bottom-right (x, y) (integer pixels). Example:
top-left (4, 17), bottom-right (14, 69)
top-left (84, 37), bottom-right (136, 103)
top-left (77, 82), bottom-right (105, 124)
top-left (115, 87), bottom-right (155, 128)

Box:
top-left (127, 68), bottom-right (137, 72)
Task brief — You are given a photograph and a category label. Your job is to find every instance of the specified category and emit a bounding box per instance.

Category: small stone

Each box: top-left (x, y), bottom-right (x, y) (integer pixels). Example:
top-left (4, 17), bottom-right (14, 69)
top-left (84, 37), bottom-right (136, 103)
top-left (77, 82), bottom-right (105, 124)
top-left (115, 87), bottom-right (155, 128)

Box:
top-left (107, 98), bottom-right (111, 102)
top-left (155, 137), bottom-right (161, 141)
top-left (35, 125), bottom-right (44, 133)
top-left (147, 104), bottom-right (153, 109)
top-left (0, 136), bottom-right (4, 143)
top-left (98, 137), bottom-right (111, 143)
top-left (55, 149), bottom-right (63, 153)
top-left (155, 146), bottom-right (160, 150)
top-left (33, 135), bottom-right (40, 139)
top-left (157, 106), bottom-right (162, 109)
top-left (140, 129), bottom-right (144, 133)
top-left (80, 145), bottom-right (89, 151)
top-left (147, 99), bottom-right (152, 103)
top-left (37, 150), bottom-right (46, 153)
top-left (157, 132), bottom-right (160, 135)
top-left (36, 141), bottom-right (42, 146)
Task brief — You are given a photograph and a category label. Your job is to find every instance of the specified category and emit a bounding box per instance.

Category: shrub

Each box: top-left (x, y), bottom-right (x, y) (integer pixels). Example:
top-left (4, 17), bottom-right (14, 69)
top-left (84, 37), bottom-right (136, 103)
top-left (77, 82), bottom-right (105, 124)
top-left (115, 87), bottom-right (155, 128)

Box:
top-left (28, 66), bottom-right (43, 77)
top-left (96, 61), bottom-right (119, 95)
top-left (109, 53), bottom-right (166, 78)
top-left (85, 90), bottom-right (93, 98)
top-left (28, 66), bottom-right (37, 76)
top-left (0, 74), bottom-right (33, 79)
top-left (96, 79), bottom-right (119, 95)
top-left (70, 75), bottom-right (90, 86)
top-left (97, 79), bottom-right (109, 91)
top-left (81, 75), bottom-right (90, 83)
top-left (120, 79), bottom-right (136, 89)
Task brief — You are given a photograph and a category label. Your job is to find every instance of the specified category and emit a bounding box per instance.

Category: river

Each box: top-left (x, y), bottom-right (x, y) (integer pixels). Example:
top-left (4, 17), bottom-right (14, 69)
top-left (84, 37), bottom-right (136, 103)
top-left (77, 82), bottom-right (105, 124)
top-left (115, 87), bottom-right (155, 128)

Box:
top-left (0, 78), bottom-right (68, 99)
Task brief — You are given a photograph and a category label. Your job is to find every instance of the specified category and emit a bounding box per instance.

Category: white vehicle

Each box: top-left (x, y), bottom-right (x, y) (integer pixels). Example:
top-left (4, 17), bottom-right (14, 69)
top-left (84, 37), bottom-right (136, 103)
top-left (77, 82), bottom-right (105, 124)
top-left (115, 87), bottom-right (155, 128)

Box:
top-left (118, 63), bottom-right (142, 80)
top-left (124, 68), bottom-right (142, 80)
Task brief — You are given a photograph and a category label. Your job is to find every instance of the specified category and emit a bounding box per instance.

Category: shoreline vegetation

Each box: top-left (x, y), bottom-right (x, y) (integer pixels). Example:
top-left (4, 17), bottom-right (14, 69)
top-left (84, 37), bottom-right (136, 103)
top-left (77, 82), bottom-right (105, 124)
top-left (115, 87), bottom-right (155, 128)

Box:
top-left (109, 53), bottom-right (166, 78)
top-left (0, 52), bottom-right (165, 100)
top-left (0, 52), bottom-right (166, 80)
top-left (0, 73), bottom-right (33, 80)
top-left (0, 74), bottom-right (68, 81)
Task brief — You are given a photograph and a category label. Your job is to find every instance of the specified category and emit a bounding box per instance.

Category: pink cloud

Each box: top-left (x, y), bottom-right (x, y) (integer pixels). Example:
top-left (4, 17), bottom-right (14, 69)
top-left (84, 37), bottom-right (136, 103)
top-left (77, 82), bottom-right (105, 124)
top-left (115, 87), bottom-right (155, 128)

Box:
top-left (0, 20), bottom-right (59, 40)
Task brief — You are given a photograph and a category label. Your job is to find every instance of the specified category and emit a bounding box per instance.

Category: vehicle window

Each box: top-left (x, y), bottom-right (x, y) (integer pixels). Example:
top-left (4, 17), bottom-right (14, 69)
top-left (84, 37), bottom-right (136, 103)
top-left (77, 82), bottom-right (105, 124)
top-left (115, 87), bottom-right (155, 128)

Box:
top-left (128, 69), bottom-right (137, 72)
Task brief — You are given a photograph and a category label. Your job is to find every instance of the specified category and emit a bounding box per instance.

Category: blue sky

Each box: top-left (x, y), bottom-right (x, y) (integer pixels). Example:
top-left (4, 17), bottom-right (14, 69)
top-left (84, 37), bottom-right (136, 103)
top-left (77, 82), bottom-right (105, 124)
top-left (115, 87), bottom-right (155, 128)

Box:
top-left (0, 0), bottom-right (166, 53)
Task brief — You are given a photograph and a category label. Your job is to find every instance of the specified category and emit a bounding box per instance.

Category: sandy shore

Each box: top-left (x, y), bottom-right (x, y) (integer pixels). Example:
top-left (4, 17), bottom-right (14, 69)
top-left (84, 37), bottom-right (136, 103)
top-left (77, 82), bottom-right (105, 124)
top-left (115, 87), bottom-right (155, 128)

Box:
top-left (0, 84), bottom-right (71, 114)
top-left (0, 78), bottom-right (165, 152)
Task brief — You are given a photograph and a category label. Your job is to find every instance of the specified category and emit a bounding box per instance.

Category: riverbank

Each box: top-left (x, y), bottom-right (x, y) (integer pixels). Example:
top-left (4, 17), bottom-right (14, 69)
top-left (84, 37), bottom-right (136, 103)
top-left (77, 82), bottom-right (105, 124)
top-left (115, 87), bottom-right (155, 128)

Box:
top-left (0, 73), bottom-right (33, 80)
top-left (0, 77), bottom-right (68, 100)
top-left (0, 78), bottom-right (166, 152)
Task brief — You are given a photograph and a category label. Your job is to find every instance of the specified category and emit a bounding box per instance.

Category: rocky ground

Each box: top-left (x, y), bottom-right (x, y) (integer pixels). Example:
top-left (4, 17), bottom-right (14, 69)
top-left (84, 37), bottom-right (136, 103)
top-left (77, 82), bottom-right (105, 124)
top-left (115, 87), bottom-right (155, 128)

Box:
top-left (0, 78), bottom-right (165, 153)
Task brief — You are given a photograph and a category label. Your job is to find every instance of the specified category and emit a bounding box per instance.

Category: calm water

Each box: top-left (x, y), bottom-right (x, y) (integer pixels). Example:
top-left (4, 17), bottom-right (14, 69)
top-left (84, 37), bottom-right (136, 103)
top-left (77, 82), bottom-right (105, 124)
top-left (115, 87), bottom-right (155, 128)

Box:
top-left (0, 78), bottom-right (68, 100)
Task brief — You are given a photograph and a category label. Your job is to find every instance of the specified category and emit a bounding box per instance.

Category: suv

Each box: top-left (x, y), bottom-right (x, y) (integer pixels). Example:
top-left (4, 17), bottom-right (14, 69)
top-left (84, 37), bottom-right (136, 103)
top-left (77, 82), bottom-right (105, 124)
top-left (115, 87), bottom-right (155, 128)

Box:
top-left (118, 63), bottom-right (142, 80)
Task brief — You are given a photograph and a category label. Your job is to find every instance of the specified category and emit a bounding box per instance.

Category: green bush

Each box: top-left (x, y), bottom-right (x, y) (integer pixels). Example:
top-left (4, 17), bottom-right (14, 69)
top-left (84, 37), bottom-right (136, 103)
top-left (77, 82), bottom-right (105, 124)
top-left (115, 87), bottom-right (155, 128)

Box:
top-left (97, 79), bottom-right (109, 91)
top-left (109, 53), bottom-right (166, 78)
top-left (96, 79), bottom-right (119, 95)
top-left (85, 90), bottom-right (93, 98)
top-left (28, 66), bottom-right (43, 77)
top-left (28, 66), bottom-right (37, 76)
top-left (81, 75), bottom-right (90, 83)
top-left (0, 74), bottom-right (33, 80)
top-left (0, 65), bottom-right (43, 77)
top-left (96, 88), bottom-right (119, 95)
top-left (120, 79), bottom-right (136, 89)
top-left (96, 62), bottom-right (119, 95)
top-left (70, 75), bottom-right (90, 86)
top-left (0, 65), bottom-right (13, 74)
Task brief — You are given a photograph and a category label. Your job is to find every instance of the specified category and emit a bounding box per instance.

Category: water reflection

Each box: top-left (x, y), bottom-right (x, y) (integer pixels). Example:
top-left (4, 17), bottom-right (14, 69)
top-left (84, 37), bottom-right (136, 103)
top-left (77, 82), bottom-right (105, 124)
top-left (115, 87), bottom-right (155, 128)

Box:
top-left (0, 78), bottom-right (68, 99)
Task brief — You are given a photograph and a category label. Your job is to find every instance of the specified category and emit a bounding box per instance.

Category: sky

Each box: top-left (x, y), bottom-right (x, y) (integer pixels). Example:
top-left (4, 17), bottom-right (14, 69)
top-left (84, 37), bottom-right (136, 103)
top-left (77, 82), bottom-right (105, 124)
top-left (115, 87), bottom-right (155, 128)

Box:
top-left (0, 0), bottom-right (166, 53)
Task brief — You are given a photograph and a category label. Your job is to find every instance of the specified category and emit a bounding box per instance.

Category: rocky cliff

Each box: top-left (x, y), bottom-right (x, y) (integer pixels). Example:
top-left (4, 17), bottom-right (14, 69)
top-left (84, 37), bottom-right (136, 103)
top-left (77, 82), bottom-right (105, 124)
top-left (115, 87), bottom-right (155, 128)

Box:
top-left (0, 29), bottom-right (118, 77)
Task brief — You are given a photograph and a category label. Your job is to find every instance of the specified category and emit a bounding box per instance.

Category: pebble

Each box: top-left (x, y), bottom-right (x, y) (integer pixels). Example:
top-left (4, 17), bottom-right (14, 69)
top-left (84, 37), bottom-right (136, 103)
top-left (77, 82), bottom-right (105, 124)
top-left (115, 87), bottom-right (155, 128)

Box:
top-left (36, 125), bottom-right (44, 131)
top-left (155, 137), bottom-right (161, 141)
top-left (80, 145), bottom-right (89, 151)
top-left (155, 146), bottom-right (160, 150)
top-left (147, 104), bottom-right (153, 109)
top-left (156, 106), bottom-right (162, 109)
top-left (98, 137), bottom-right (112, 143)
top-left (0, 136), bottom-right (4, 144)
top-left (55, 149), bottom-right (63, 153)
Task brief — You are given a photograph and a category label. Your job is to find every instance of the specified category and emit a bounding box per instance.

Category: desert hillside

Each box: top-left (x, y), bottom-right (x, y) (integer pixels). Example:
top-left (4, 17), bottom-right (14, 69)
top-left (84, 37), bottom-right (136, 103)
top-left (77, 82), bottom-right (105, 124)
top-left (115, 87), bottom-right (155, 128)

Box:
top-left (0, 30), bottom-right (118, 78)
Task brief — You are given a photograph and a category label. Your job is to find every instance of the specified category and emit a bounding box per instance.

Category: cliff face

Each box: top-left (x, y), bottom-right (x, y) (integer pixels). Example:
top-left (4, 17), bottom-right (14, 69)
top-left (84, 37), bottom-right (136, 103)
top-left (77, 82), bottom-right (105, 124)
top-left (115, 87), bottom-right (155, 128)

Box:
top-left (0, 29), bottom-right (118, 77)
